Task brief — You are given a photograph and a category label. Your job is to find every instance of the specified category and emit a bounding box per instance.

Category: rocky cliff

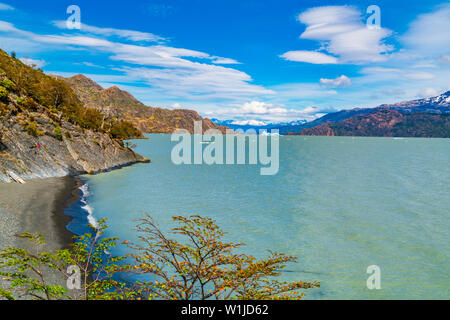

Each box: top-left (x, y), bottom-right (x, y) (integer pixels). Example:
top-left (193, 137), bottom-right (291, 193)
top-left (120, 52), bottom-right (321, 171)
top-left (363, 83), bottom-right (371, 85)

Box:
top-left (0, 49), bottom-right (148, 183)
top-left (0, 112), bottom-right (148, 183)
top-left (62, 74), bottom-right (228, 134)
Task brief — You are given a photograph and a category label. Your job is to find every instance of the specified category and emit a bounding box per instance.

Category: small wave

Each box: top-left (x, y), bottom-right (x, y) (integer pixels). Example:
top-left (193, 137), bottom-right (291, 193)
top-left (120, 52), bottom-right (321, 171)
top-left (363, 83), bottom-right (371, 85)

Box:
top-left (79, 183), bottom-right (99, 229)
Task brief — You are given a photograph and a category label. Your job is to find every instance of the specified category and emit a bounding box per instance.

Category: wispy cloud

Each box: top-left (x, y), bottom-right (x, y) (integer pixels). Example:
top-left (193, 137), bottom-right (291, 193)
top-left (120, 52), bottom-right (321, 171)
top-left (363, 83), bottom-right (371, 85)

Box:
top-left (401, 4), bottom-right (450, 55)
top-left (19, 58), bottom-right (46, 68)
top-left (0, 20), bottom-right (270, 104)
top-left (52, 20), bottom-right (166, 43)
top-left (280, 50), bottom-right (338, 64)
top-left (0, 2), bottom-right (13, 11)
top-left (211, 57), bottom-right (241, 65)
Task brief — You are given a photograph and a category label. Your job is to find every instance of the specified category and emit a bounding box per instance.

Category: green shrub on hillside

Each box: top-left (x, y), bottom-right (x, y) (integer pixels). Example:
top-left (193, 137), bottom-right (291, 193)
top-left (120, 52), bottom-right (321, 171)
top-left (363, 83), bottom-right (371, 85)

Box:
top-left (0, 79), bottom-right (14, 91)
top-left (54, 125), bottom-right (63, 141)
top-left (25, 121), bottom-right (44, 137)
top-left (0, 86), bottom-right (7, 102)
top-left (110, 120), bottom-right (142, 139)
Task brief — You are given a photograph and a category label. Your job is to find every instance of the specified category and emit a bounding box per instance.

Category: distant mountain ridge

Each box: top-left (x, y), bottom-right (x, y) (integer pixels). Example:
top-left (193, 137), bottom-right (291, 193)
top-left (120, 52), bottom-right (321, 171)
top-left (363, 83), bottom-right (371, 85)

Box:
top-left (298, 109), bottom-right (450, 138)
top-left (284, 91), bottom-right (450, 136)
top-left (211, 119), bottom-right (306, 132)
top-left (60, 74), bottom-right (228, 134)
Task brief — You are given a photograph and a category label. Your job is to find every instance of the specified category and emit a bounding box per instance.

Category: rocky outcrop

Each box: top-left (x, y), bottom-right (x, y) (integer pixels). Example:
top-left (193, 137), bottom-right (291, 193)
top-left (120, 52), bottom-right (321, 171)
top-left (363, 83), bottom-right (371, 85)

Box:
top-left (0, 111), bottom-right (149, 183)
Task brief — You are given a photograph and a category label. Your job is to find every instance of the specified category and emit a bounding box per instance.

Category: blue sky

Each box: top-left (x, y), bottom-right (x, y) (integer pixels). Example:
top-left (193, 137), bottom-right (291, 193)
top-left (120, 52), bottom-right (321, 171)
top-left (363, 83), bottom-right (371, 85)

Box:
top-left (0, 0), bottom-right (449, 123)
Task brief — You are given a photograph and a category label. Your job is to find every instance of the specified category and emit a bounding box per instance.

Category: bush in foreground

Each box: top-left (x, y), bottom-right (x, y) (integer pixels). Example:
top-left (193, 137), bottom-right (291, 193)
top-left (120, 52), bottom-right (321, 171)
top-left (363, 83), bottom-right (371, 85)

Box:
top-left (0, 215), bottom-right (319, 300)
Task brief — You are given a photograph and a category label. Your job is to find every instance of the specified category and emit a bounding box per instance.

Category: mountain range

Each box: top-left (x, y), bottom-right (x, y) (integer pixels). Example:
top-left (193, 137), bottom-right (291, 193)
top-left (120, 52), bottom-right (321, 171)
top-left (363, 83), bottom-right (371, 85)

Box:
top-left (283, 91), bottom-right (450, 137)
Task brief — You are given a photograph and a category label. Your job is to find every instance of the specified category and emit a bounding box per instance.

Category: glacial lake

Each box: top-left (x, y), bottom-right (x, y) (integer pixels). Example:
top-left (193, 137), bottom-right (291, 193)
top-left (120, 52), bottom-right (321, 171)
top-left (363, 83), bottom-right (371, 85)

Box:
top-left (70, 135), bottom-right (450, 299)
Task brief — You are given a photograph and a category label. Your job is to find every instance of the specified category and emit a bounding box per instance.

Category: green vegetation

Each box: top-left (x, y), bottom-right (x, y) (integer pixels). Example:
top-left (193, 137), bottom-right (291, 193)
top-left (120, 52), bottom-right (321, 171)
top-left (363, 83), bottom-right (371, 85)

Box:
top-left (0, 49), bottom-right (142, 140)
top-left (0, 86), bottom-right (7, 102)
top-left (24, 121), bottom-right (44, 137)
top-left (110, 120), bottom-right (142, 140)
top-left (0, 221), bottom-right (137, 300)
top-left (54, 125), bottom-right (63, 141)
top-left (0, 215), bottom-right (319, 300)
top-left (0, 78), bottom-right (14, 90)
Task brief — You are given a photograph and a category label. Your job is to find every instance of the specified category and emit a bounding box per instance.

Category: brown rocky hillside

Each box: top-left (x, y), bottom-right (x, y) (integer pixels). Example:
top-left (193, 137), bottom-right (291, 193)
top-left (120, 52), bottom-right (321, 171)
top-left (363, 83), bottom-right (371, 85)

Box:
top-left (61, 74), bottom-right (228, 134)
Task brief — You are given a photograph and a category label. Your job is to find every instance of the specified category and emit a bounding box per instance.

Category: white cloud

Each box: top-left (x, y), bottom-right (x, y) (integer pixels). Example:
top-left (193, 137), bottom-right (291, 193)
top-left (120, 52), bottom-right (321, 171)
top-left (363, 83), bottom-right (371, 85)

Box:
top-left (402, 4), bottom-right (450, 55)
top-left (52, 21), bottom-right (166, 43)
top-left (79, 62), bottom-right (105, 69)
top-left (405, 71), bottom-right (435, 80)
top-left (0, 21), bottom-right (18, 32)
top-left (320, 75), bottom-right (352, 88)
top-left (0, 2), bottom-right (13, 10)
top-left (231, 120), bottom-right (267, 126)
top-left (439, 55), bottom-right (450, 64)
top-left (298, 5), bottom-right (361, 40)
top-left (417, 87), bottom-right (438, 98)
top-left (210, 101), bottom-right (332, 122)
top-left (280, 50), bottom-right (338, 64)
top-left (20, 58), bottom-right (46, 68)
top-left (283, 6), bottom-right (393, 65)
top-left (327, 27), bottom-right (392, 64)
top-left (211, 57), bottom-right (241, 65)
top-left (0, 20), bottom-right (272, 102)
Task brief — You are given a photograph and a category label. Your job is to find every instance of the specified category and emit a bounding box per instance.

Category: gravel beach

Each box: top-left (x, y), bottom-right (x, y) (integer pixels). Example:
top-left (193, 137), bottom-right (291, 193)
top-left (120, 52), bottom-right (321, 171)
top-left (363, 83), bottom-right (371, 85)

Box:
top-left (0, 176), bottom-right (80, 298)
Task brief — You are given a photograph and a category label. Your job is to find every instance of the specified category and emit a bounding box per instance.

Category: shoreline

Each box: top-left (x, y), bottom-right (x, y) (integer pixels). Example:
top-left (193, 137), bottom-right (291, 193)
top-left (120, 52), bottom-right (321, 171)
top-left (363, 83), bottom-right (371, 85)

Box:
top-left (0, 176), bottom-right (81, 253)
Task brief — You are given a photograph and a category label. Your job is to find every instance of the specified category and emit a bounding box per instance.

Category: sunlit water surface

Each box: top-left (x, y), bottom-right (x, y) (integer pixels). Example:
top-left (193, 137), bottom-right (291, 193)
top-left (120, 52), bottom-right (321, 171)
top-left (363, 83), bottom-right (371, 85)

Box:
top-left (67, 135), bottom-right (450, 299)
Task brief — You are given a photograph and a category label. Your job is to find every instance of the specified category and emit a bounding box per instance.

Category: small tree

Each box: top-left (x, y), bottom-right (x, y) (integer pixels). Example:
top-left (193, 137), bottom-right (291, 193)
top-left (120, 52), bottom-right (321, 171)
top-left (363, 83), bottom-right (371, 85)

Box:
top-left (0, 220), bottom-right (137, 300)
top-left (0, 233), bottom-right (73, 300)
top-left (127, 214), bottom-right (320, 300)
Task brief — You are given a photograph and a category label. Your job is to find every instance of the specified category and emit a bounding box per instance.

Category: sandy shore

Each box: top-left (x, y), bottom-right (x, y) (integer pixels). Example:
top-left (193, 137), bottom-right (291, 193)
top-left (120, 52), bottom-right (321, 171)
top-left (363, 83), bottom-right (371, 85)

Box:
top-left (0, 176), bottom-right (80, 298)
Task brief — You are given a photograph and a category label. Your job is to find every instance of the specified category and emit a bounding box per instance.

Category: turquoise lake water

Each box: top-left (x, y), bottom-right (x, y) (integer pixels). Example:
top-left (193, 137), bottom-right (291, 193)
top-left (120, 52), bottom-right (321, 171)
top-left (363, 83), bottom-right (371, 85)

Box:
top-left (77, 135), bottom-right (450, 299)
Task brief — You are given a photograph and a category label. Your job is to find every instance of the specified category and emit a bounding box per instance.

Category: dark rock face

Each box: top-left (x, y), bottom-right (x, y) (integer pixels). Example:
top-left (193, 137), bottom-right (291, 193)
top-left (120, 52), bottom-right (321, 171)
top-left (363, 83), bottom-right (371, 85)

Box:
top-left (0, 112), bottom-right (148, 183)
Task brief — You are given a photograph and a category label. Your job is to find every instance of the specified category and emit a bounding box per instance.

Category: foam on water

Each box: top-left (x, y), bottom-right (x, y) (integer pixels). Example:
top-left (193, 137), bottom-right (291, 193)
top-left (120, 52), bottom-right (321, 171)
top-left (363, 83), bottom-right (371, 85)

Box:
top-left (79, 183), bottom-right (99, 229)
